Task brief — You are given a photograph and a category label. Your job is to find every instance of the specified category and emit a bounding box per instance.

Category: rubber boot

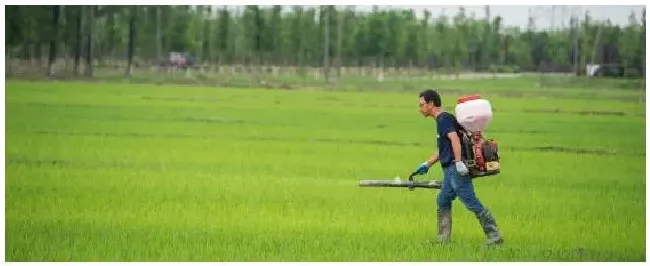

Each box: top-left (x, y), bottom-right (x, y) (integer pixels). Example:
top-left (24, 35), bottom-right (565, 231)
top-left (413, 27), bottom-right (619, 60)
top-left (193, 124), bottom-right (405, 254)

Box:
top-left (435, 208), bottom-right (452, 243)
top-left (476, 209), bottom-right (504, 245)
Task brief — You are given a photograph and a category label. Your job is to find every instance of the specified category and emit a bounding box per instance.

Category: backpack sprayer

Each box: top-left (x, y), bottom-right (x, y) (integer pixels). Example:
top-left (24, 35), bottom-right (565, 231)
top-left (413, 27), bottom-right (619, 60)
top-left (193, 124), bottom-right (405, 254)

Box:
top-left (358, 94), bottom-right (500, 190)
top-left (455, 94), bottom-right (500, 178)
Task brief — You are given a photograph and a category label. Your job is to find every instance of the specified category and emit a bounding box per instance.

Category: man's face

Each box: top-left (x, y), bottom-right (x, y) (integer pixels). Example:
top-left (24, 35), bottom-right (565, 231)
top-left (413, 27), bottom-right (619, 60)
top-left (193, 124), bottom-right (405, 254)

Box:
top-left (418, 97), bottom-right (435, 117)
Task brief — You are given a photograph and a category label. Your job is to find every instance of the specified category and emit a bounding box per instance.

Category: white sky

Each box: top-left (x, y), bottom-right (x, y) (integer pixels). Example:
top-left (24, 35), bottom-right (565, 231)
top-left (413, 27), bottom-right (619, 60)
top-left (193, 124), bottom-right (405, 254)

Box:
top-left (367, 5), bottom-right (645, 29)
top-left (225, 4), bottom-right (644, 30)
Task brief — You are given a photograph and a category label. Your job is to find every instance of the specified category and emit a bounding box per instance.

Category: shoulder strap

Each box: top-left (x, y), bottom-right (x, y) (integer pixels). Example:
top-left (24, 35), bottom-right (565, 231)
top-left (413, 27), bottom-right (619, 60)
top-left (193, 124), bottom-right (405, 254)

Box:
top-left (445, 112), bottom-right (465, 132)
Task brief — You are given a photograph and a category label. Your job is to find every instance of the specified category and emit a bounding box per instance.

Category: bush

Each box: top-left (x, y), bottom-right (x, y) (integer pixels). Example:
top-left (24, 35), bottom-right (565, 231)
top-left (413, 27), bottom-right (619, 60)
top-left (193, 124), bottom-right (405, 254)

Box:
top-left (487, 64), bottom-right (521, 74)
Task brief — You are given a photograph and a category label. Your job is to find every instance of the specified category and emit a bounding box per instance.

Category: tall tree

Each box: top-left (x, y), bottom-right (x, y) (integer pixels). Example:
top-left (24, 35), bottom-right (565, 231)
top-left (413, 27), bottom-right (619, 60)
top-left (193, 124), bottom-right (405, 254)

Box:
top-left (5, 5), bottom-right (646, 78)
top-left (126, 6), bottom-right (136, 77)
top-left (322, 6), bottom-right (330, 83)
top-left (48, 5), bottom-right (61, 76)
top-left (642, 7), bottom-right (646, 77)
top-left (73, 6), bottom-right (83, 75)
top-left (84, 5), bottom-right (94, 77)
top-left (216, 6), bottom-right (230, 64)
top-left (156, 6), bottom-right (162, 60)
top-left (336, 6), bottom-right (343, 78)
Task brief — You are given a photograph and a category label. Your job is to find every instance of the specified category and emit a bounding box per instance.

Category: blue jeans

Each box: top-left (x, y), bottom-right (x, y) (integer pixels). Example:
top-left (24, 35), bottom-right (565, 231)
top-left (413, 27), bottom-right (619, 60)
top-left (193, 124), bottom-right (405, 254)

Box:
top-left (437, 165), bottom-right (485, 215)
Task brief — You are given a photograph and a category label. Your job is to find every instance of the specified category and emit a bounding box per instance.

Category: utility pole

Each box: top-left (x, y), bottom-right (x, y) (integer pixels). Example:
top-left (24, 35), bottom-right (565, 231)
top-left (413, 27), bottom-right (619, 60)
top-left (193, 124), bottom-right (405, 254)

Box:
top-left (560, 6), bottom-right (565, 30)
top-left (590, 24), bottom-right (602, 66)
top-left (551, 5), bottom-right (556, 31)
top-left (528, 8), bottom-right (536, 32)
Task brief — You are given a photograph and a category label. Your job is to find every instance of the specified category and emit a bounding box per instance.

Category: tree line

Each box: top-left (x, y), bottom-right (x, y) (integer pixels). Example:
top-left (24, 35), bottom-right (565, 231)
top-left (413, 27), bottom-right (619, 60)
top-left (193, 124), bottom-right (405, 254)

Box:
top-left (5, 5), bottom-right (646, 77)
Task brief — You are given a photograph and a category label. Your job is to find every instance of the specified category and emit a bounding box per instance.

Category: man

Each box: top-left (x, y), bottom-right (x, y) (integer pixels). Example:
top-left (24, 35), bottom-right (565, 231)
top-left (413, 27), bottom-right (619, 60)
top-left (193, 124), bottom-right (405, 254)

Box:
top-left (413, 89), bottom-right (503, 246)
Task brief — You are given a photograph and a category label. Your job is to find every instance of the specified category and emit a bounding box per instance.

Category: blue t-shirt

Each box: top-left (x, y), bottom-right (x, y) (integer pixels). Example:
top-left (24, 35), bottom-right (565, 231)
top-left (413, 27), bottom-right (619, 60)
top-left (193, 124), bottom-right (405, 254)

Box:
top-left (436, 112), bottom-right (460, 168)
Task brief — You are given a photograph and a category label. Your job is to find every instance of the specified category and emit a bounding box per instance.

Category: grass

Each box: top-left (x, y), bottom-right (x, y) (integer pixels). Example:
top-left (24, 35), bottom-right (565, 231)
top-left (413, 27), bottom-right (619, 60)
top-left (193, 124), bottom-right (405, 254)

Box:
top-left (4, 79), bottom-right (646, 261)
top-left (9, 64), bottom-right (646, 94)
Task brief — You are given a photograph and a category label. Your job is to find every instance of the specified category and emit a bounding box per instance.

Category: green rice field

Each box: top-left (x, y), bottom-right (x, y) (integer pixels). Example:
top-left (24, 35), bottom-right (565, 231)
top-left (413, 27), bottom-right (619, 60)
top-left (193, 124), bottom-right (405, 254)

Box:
top-left (4, 79), bottom-right (646, 261)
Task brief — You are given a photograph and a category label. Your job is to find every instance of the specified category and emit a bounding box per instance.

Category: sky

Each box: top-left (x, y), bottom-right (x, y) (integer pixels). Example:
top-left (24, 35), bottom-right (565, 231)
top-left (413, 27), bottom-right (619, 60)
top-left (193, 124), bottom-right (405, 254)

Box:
top-left (356, 5), bottom-right (645, 29)
top-left (235, 5), bottom-right (644, 30)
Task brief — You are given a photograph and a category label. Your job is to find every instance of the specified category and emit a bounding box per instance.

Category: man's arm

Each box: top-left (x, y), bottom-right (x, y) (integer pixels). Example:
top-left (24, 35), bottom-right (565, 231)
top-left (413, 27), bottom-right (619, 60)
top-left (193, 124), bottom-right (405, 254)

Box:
top-left (447, 131), bottom-right (462, 162)
top-left (425, 152), bottom-right (439, 166)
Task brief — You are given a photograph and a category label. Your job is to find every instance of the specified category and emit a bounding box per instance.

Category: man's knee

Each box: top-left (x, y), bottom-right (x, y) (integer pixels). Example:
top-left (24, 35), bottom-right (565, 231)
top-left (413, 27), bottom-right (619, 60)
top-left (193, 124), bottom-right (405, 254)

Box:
top-left (458, 193), bottom-right (484, 214)
top-left (464, 202), bottom-right (485, 215)
top-left (437, 192), bottom-right (454, 210)
top-left (456, 186), bottom-right (485, 214)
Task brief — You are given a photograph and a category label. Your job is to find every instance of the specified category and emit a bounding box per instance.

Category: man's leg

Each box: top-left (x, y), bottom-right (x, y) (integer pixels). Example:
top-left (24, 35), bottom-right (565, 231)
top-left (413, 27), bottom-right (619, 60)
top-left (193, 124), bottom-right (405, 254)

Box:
top-left (453, 169), bottom-right (504, 245)
top-left (476, 208), bottom-right (504, 245)
top-left (435, 166), bottom-right (457, 243)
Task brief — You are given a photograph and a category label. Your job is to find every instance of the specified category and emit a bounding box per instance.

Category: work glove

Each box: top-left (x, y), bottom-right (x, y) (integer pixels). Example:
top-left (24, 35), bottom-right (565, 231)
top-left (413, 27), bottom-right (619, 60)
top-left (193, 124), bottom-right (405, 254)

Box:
top-left (414, 162), bottom-right (430, 176)
top-left (455, 161), bottom-right (469, 176)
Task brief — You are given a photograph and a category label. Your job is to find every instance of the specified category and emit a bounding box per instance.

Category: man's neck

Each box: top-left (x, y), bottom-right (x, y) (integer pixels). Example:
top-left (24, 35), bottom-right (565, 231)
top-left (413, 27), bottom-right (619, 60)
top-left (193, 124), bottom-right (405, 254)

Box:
top-left (432, 109), bottom-right (443, 118)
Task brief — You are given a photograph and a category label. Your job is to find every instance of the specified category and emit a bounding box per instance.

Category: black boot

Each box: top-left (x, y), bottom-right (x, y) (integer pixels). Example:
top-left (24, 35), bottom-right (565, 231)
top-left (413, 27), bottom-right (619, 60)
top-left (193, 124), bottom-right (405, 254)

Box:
top-left (435, 208), bottom-right (452, 243)
top-left (476, 209), bottom-right (503, 245)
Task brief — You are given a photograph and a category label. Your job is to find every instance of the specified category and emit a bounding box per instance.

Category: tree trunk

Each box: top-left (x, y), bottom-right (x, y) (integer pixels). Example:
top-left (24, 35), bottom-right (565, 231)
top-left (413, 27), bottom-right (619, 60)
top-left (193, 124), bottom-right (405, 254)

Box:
top-left (196, 6), bottom-right (204, 64)
top-left (34, 42), bottom-right (42, 66)
top-left (7, 46), bottom-right (12, 77)
top-left (336, 6), bottom-right (343, 79)
top-left (322, 6), bottom-right (330, 84)
top-left (84, 5), bottom-right (94, 77)
top-left (126, 6), bottom-right (136, 77)
top-left (642, 7), bottom-right (646, 78)
top-left (205, 6), bottom-right (212, 64)
top-left (572, 15), bottom-right (580, 76)
top-left (74, 6), bottom-right (82, 76)
top-left (156, 6), bottom-right (162, 61)
top-left (48, 5), bottom-right (60, 76)
top-left (61, 5), bottom-right (68, 72)
top-left (23, 41), bottom-right (29, 61)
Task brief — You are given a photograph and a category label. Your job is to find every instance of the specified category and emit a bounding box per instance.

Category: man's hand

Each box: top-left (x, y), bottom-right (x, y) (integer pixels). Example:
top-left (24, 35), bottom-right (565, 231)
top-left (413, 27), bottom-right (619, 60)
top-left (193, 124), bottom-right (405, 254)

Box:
top-left (455, 161), bottom-right (469, 176)
top-left (414, 162), bottom-right (430, 175)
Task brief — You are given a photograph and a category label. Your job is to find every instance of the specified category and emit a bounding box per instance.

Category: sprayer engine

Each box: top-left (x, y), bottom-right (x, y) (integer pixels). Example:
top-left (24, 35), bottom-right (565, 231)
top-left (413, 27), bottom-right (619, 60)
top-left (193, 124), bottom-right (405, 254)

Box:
top-left (460, 131), bottom-right (500, 178)
top-left (455, 95), bottom-right (500, 178)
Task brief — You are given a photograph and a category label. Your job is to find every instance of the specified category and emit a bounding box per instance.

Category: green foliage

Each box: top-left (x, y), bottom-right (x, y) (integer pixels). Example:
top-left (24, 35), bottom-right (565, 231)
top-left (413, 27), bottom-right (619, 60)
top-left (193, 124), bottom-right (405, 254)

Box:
top-left (4, 5), bottom-right (646, 74)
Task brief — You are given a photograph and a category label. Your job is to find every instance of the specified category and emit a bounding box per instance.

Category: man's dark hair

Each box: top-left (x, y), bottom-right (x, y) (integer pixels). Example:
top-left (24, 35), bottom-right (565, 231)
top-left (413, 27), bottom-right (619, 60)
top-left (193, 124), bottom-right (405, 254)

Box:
top-left (419, 89), bottom-right (442, 107)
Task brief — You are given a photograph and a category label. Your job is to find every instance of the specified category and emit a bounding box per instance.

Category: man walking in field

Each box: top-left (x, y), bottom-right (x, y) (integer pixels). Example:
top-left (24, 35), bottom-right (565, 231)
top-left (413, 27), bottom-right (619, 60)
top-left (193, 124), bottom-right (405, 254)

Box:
top-left (413, 89), bottom-right (503, 246)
